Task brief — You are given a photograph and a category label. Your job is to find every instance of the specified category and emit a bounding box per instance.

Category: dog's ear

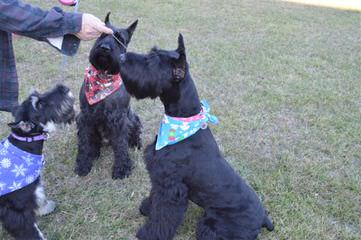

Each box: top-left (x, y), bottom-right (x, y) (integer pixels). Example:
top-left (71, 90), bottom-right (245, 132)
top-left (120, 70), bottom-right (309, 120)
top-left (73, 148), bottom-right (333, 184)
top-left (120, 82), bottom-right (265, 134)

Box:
top-left (172, 33), bottom-right (186, 82)
top-left (105, 12), bottom-right (111, 25)
top-left (176, 33), bottom-right (186, 56)
top-left (10, 105), bottom-right (19, 118)
top-left (8, 121), bottom-right (34, 132)
top-left (126, 19), bottom-right (138, 42)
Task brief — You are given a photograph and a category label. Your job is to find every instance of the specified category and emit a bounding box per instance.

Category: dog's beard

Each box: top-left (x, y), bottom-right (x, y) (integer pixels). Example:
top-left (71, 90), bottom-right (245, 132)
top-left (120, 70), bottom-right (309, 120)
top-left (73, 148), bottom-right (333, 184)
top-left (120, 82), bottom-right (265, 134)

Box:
top-left (91, 48), bottom-right (120, 74)
top-left (94, 55), bottom-right (110, 71)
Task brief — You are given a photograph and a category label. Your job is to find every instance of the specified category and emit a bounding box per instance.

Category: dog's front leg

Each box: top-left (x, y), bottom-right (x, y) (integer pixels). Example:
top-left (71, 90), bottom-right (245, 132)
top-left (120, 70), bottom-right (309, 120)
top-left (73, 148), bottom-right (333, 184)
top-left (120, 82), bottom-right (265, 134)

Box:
top-left (139, 196), bottom-right (152, 217)
top-left (111, 134), bottom-right (133, 179)
top-left (75, 113), bottom-right (101, 176)
top-left (110, 116), bottom-right (133, 179)
top-left (139, 187), bottom-right (156, 217)
top-left (136, 182), bottom-right (189, 240)
top-left (34, 181), bottom-right (56, 216)
top-left (127, 109), bottom-right (142, 150)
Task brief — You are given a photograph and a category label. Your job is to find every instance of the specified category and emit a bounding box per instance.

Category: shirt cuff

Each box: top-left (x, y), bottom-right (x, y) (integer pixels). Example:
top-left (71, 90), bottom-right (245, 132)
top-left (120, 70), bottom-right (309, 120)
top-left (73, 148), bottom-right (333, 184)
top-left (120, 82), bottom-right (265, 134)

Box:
top-left (63, 12), bottom-right (82, 35)
top-left (46, 34), bottom-right (80, 56)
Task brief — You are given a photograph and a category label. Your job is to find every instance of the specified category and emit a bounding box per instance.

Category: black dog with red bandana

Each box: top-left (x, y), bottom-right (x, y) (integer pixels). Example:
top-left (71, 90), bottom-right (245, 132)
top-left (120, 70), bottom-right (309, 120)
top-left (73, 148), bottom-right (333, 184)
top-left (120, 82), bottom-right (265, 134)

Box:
top-left (75, 13), bottom-right (142, 179)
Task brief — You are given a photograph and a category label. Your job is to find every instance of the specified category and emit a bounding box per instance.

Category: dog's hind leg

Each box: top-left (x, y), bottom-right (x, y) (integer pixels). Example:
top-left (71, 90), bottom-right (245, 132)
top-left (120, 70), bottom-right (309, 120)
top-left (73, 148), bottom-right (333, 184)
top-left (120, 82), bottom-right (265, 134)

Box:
top-left (1, 208), bottom-right (45, 240)
top-left (127, 108), bottom-right (142, 150)
top-left (75, 113), bottom-right (101, 176)
top-left (196, 214), bottom-right (217, 240)
top-left (136, 182), bottom-right (189, 240)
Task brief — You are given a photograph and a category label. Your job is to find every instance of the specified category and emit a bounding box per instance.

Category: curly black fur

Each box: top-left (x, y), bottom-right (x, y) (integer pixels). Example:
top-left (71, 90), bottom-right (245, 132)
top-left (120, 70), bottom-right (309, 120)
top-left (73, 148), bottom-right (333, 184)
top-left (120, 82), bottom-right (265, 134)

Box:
top-left (75, 14), bottom-right (142, 179)
top-left (119, 34), bottom-right (274, 240)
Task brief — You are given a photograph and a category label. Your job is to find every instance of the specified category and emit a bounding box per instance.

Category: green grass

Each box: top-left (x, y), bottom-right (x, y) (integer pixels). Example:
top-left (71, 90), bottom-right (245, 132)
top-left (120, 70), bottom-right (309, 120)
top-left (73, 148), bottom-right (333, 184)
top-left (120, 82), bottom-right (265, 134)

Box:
top-left (1, 0), bottom-right (360, 239)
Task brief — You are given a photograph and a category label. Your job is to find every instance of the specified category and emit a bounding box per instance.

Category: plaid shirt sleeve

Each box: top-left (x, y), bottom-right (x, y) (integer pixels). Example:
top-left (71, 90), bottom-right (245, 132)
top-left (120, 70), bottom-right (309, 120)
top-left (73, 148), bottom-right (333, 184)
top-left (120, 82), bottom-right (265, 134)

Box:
top-left (0, 0), bottom-right (82, 112)
top-left (0, 0), bottom-right (82, 38)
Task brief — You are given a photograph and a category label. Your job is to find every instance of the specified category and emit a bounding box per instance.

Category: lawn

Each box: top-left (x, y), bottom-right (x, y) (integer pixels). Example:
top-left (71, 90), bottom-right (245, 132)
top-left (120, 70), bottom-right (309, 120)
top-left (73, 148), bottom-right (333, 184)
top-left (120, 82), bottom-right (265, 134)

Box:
top-left (0, 0), bottom-right (360, 239)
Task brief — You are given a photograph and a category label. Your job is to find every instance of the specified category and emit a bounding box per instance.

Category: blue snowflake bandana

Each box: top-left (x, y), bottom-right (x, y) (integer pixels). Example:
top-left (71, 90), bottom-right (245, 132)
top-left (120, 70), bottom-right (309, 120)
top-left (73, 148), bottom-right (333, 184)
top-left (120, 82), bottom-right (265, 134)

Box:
top-left (0, 139), bottom-right (45, 196)
top-left (156, 100), bottom-right (219, 150)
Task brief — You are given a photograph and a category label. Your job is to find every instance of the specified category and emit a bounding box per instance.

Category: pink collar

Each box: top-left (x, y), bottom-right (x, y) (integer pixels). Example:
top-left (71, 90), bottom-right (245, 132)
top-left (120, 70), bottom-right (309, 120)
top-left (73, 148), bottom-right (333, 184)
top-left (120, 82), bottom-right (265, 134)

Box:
top-left (10, 132), bottom-right (48, 142)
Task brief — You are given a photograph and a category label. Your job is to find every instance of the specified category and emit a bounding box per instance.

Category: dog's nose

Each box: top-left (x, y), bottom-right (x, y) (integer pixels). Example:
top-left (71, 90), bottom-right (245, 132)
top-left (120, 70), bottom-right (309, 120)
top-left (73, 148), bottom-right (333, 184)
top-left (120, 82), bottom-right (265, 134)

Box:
top-left (100, 43), bottom-right (111, 51)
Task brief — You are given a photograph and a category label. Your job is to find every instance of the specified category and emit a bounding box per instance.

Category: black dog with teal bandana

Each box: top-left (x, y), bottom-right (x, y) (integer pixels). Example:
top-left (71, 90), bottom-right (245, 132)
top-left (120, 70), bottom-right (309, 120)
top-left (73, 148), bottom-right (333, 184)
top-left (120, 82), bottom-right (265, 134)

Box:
top-left (119, 34), bottom-right (274, 240)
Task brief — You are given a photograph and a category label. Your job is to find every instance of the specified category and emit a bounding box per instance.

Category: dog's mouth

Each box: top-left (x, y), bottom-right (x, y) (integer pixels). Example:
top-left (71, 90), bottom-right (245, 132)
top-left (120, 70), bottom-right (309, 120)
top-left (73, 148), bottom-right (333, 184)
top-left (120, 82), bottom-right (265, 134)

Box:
top-left (89, 44), bottom-right (123, 74)
top-left (91, 48), bottom-right (113, 72)
top-left (95, 56), bottom-right (110, 71)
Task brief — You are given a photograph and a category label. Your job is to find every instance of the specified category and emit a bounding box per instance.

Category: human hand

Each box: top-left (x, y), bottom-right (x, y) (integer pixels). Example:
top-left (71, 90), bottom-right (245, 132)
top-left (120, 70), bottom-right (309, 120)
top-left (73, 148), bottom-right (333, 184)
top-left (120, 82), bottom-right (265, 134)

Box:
top-left (75, 13), bottom-right (113, 41)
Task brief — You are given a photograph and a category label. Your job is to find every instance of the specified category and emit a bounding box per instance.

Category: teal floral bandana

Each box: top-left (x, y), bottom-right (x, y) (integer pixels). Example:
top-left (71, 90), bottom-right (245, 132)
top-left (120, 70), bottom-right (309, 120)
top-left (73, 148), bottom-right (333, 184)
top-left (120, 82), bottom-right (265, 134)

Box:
top-left (156, 100), bottom-right (219, 150)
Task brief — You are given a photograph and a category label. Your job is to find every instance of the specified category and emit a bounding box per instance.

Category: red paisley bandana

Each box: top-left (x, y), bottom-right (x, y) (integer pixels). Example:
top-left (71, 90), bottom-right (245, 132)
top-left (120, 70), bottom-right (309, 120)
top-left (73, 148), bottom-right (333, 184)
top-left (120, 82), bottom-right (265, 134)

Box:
top-left (84, 65), bottom-right (122, 105)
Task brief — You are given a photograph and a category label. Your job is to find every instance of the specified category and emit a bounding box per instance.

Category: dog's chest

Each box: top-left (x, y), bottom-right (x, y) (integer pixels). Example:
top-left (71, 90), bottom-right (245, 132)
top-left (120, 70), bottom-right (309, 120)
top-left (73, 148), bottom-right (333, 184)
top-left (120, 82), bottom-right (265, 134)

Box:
top-left (0, 140), bottom-right (44, 196)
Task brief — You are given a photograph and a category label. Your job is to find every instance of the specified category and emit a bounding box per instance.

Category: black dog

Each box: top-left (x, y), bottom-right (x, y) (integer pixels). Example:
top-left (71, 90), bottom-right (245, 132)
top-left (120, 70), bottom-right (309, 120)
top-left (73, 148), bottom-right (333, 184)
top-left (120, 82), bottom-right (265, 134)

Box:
top-left (75, 13), bottom-right (142, 179)
top-left (0, 84), bottom-right (75, 240)
top-left (119, 34), bottom-right (274, 239)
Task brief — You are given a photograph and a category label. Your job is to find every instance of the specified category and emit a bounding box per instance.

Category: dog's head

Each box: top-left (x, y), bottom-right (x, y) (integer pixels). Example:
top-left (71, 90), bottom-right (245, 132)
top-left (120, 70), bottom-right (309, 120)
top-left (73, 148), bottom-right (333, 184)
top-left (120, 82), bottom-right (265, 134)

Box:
top-left (119, 34), bottom-right (187, 100)
top-left (89, 12), bottom-right (138, 74)
top-left (8, 84), bottom-right (75, 135)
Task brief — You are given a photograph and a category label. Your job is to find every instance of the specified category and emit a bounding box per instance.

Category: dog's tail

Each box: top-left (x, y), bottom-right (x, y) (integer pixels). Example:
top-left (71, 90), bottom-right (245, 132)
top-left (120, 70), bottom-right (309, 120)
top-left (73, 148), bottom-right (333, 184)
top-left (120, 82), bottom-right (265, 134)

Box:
top-left (262, 212), bottom-right (274, 231)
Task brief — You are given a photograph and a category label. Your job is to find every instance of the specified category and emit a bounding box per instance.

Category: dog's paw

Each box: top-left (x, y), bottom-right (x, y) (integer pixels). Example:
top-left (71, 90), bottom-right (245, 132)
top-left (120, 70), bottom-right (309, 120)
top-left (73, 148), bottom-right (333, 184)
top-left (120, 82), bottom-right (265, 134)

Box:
top-left (112, 166), bottom-right (132, 179)
top-left (139, 197), bottom-right (151, 216)
top-left (136, 226), bottom-right (149, 240)
top-left (128, 136), bottom-right (142, 150)
top-left (36, 200), bottom-right (56, 216)
top-left (136, 139), bottom-right (143, 150)
top-left (74, 164), bottom-right (92, 176)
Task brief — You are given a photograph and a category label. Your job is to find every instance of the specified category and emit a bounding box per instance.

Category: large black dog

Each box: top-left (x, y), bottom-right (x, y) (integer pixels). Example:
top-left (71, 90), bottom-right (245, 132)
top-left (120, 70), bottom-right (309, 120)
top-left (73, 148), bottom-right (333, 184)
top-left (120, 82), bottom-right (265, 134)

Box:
top-left (75, 13), bottom-right (142, 179)
top-left (0, 84), bottom-right (75, 239)
top-left (119, 35), bottom-right (274, 239)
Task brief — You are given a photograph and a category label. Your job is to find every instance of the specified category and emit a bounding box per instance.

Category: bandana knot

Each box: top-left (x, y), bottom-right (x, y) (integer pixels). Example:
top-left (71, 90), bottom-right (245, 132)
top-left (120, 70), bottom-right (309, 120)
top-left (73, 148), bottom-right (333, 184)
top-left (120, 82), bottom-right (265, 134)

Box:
top-left (155, 100), bottom-right (219, 150)
top-left (84, 65), bottom-right (122, 105)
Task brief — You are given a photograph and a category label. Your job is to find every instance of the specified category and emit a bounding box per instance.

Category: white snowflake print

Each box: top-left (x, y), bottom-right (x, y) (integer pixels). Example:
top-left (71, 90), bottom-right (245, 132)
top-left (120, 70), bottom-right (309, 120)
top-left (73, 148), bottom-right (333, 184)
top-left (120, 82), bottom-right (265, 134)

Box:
top-left (0, 182), bottom-right (5, 191)
top-left (1, 158), bottom-right (12, 169)
top-left (35, 169), bottom-right (42, 176)
top-left (22, 154), bottom-right (34, 166)
top-left (25, 175), bottom-right (35, 184)
top-left (3, 140), bottom-right (10, 149)
top-left (8, 181), bottom-right (22, 191)
top-left (0, 147), bottom-right (8, 156)
top-left (11, 164), bottom-right (27, 177)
